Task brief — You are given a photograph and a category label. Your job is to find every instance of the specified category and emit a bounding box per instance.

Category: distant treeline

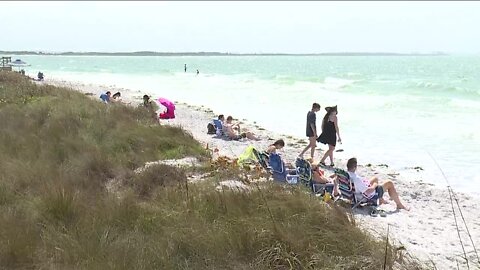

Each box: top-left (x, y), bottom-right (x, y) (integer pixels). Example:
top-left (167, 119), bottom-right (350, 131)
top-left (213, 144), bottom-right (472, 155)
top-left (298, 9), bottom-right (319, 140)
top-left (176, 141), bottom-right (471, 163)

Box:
top-left (0, 51), bottom-right (448, 56)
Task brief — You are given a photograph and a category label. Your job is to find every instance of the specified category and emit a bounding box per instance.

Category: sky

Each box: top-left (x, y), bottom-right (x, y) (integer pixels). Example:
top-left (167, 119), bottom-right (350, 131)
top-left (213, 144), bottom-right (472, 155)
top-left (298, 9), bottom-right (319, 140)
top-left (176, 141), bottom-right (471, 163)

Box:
top-left (1, 1), bottom-right (480, 54)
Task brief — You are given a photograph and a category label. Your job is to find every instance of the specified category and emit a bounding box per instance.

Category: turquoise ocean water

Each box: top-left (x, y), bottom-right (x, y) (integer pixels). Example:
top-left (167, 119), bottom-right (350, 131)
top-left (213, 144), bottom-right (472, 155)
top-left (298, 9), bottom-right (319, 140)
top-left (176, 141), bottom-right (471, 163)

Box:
top-left (14, 55), bottom-right (480, 193)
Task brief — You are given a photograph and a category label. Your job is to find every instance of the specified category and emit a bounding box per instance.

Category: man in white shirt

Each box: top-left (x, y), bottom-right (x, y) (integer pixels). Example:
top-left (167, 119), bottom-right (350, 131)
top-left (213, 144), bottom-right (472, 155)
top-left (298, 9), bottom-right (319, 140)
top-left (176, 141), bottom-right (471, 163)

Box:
top-left (347, 158), bottom-right (409, 210)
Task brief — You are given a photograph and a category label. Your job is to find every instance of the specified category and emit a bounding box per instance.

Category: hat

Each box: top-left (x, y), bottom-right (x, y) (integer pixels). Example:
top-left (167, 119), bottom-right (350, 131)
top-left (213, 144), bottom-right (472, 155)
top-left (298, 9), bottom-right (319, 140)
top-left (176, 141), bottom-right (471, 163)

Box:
top-left (325, 105), bottom-right (337, 112)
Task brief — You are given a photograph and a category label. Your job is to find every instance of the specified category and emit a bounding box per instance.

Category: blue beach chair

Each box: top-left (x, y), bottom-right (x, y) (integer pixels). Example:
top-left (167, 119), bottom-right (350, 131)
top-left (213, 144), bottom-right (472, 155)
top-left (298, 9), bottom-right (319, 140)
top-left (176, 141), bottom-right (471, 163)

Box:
top-left (268, 153), bottom-right (299, 184)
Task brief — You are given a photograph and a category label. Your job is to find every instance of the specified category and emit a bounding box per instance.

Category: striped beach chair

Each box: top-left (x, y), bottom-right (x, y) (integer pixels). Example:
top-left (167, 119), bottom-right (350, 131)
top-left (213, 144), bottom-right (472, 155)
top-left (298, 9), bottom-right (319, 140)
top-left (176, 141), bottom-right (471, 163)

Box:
top-left (335, 168), bottom-right (378, 209)
top-left (295, 158), bottom-right (334, 196)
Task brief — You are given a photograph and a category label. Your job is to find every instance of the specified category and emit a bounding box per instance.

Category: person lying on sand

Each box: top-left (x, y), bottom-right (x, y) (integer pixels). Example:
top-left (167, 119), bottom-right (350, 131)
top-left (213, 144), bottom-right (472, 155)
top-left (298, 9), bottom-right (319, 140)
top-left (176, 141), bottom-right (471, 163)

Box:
top-left (223, 116), bottom-right (260, 141)
top-left (347, 157), bottom-right (410, 210)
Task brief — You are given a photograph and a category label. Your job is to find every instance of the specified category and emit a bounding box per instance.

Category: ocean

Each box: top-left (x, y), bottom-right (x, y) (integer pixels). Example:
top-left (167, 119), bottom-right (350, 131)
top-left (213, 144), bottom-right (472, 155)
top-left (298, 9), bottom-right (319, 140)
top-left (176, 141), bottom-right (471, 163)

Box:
top-left (14, 55), bottom-right (480, 193)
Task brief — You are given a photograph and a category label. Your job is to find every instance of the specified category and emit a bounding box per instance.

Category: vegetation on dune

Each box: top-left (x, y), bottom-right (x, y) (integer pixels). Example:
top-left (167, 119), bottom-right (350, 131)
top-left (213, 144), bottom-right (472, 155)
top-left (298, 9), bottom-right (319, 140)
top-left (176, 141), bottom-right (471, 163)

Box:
top-left (0, 72), bottom-right (426, 269)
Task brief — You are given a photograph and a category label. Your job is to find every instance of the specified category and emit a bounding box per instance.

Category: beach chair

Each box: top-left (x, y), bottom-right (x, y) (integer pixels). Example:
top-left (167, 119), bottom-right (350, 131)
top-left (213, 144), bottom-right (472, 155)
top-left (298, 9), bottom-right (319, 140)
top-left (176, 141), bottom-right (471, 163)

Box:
top-left (295, 157), bottom-right (312, 187)
top-left (268, 153), bottom-right (299, 184)
top-left (295, 158), bottom-right (334, 196)
top-left (335, 168), bottom-right (378, 209)
top-left (252, 148), bottom-right (270, 171)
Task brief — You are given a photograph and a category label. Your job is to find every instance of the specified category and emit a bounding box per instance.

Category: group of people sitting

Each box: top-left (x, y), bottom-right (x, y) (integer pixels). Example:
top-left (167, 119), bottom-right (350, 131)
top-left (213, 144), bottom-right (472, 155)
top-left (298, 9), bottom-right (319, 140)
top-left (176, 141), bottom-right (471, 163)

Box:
top-left (99, 91), bottom-right (122, 104)
top-left (262, 139), bottom-right (409, 211)
top-left (209, 114), bottom-right (260, 141)
top-left (97, 92), bottom-right (176, 122)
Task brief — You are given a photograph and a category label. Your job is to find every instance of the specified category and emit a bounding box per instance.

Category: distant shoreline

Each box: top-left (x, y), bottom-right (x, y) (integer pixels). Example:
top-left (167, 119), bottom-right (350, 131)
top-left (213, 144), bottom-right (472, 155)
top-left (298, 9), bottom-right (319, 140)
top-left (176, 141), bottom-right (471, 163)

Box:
top-left (1, 51), bottom-right (448, 57)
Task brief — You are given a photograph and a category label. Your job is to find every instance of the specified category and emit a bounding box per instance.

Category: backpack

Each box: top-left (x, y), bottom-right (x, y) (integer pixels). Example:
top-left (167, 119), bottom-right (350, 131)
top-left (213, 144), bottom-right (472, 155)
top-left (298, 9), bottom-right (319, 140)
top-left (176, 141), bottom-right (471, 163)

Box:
top-left (207, 123), bottom-right (216, 134)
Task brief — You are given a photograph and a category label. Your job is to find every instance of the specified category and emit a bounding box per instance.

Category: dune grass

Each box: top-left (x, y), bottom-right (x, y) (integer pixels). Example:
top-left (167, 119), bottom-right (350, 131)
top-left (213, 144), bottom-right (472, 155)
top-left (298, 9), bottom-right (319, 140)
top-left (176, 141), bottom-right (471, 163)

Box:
top-left (0, 72), bottom-right (426, 269)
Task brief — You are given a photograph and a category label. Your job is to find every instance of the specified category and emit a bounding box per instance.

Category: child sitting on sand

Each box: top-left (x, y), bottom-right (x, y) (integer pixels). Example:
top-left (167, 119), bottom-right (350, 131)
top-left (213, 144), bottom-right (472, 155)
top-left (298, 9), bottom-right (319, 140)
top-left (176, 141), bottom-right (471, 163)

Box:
top-left (347, 157), bottom-right (409, 210)
top-left (223, 116), bottom-right (260, 141)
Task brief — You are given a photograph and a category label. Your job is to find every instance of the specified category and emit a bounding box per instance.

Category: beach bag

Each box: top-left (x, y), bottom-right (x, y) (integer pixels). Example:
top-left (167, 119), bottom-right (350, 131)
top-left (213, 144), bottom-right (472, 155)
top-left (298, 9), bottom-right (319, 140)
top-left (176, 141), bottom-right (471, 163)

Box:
top-left (207, 123), bottom-right (216, 134)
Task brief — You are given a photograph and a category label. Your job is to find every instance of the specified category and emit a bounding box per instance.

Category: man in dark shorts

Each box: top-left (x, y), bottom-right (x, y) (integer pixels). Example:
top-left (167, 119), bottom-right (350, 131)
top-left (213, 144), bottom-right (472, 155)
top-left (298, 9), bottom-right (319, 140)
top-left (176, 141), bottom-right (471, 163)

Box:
top-left (224, 116), bottom-right (260, 141)
top-left (346, 158), bottom-right (409, 210)
top-left (299, 103), bottom-right (321, 160)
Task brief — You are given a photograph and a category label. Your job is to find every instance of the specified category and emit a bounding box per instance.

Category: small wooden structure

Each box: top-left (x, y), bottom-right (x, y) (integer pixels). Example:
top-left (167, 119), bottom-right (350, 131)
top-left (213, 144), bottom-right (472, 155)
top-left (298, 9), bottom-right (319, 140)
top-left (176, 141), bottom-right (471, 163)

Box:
top-left (1, 57), bottom-right (12, 71)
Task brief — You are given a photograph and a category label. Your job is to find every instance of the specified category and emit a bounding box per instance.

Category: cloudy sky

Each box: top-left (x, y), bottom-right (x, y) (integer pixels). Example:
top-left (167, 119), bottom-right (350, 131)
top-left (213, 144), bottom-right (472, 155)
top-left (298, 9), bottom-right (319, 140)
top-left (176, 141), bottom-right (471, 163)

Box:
top-left (2, 1), bottom-right (479, 53)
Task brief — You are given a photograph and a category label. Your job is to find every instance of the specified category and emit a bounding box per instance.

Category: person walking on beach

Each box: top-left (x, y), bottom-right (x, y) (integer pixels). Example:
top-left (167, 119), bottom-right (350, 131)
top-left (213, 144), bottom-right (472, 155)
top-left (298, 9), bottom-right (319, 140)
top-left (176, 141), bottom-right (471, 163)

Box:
top-left (196, 69), bottom-right (199, 75)
top-left (317, 105), bottom-right (341, 167)
top-left (299, 103), bottom-right (321, 160)
top-left (347, 158), bottom-right (409, 210)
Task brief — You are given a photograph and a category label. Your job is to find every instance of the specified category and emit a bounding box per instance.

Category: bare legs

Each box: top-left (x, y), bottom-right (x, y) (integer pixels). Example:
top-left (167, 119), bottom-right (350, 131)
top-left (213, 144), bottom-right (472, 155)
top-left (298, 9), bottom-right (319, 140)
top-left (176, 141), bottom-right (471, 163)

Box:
top-left (320, 144), bottom-right (335, 165)
top-left (245, 132), bottom-right (260, 141)
top-left (381, 180), bottom-right (409, 210)
top-left (299, 137), bottom-right (317, 159)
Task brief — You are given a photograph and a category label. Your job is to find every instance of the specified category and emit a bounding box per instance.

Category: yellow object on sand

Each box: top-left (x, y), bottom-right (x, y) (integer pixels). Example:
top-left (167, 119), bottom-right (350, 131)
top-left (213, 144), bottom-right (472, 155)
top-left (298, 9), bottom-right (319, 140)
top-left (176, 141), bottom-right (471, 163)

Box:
top-left (237, 145), bottom-right (257, 166)
top-left (323, 192), bottom-right (332, 203)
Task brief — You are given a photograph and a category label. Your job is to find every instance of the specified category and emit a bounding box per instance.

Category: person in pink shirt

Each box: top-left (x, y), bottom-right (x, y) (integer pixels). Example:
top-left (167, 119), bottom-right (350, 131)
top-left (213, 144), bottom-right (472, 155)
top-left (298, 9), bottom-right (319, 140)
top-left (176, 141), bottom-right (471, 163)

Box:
top-left (347, 157), bottom-right (409, 210)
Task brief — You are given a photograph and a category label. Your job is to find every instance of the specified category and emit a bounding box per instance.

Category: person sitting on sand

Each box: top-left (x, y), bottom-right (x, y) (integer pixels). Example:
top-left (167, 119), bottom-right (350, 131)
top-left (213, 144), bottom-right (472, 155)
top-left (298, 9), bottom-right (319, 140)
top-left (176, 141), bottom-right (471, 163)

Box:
top-left (99, 91), bottom-right (111, 104)
top-left (213, 114), bottom-right (225, 136)
top-left (347, 157), bottom-right (409, 210)
top-left (111, 92), bottom-right (122, 102)
top-left (223, 116), bottom-right (260, 141)
top-left (142, 94), bottom-right (159, 122)
top-left (266, 139), bottom-right (285, 154)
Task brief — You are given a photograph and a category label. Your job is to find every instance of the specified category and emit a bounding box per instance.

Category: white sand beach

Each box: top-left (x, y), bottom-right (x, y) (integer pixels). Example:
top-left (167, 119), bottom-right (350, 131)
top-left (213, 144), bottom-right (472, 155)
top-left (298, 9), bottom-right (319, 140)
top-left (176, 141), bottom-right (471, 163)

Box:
top-left (45, 78), bottom-right (480, 270)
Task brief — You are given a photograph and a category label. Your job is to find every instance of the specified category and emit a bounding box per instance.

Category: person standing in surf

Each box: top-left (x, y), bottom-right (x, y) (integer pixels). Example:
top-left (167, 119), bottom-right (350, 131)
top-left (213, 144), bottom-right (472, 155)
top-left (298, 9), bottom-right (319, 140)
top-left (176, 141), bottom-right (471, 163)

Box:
top-left (184, 64), bottom-right (187, 73)
top-left (317, 105), bottom-right (342, 167)
top-left (299, 103), bottom-right (321, 160)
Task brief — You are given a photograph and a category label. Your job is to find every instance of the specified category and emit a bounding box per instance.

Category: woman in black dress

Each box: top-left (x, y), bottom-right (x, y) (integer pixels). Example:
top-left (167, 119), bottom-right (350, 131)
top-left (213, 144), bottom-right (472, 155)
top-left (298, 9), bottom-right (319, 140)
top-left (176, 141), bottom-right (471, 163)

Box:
top-left (317, 106), bottom-right (342, 167)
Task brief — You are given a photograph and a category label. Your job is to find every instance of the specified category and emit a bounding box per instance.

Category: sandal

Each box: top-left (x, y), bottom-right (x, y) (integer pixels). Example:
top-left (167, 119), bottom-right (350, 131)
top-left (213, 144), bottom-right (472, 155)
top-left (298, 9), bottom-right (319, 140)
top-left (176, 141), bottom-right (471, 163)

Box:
top-left (319, 162), bottom-right (326, 167)
top-left (378, 209), bottom-right (387, 217)
top-left (329, 163), bottom-right (335, 167)
top-left (370, 209), bottom-right (379, 217)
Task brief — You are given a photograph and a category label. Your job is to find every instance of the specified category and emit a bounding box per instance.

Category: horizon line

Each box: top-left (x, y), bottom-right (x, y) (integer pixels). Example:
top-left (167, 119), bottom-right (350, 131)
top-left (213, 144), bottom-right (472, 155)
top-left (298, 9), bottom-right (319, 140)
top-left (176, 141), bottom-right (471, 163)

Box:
top-left (0, 50), bottom-right (450, 56)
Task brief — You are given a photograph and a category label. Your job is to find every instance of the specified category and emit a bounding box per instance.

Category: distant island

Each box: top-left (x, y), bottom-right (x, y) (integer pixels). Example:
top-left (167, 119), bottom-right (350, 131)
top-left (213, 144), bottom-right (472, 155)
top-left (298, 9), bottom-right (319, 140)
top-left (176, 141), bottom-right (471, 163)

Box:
top-left (0, 51), bottom-right (448, 57)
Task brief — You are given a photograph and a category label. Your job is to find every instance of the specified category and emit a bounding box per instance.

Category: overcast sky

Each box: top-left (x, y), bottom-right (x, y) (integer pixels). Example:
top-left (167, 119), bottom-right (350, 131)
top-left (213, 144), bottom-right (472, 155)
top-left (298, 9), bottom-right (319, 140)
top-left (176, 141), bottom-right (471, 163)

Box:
top-left (1, 1), bottom-right (479, 54)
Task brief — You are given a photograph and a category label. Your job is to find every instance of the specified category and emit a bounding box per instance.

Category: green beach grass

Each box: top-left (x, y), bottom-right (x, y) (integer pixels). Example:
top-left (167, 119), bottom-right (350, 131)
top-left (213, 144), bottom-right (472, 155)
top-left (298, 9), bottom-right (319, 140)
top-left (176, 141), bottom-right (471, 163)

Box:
top-left (0, 72), bottom-right (425, 269)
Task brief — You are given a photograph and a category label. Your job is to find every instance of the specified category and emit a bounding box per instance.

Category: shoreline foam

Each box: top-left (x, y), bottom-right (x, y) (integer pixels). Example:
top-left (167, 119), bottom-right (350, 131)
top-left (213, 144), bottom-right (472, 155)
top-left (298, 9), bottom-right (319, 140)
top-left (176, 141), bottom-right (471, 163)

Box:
top-left (43, 78), bottom-right (480, 270)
